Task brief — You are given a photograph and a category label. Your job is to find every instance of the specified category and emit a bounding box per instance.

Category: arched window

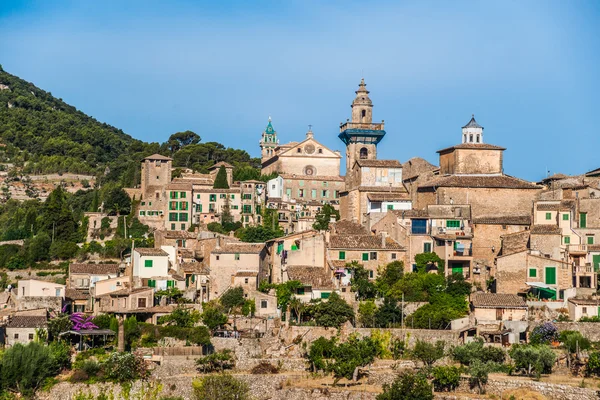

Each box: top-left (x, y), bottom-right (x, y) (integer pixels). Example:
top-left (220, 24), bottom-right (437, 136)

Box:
top-left (463, 134), bottom-right (467, 143)
top-left (469, 134), bottom-right (473, 142)
top-left (360, 147), bottom-right (368, 159)
top-left (361, 109), bottom-right (366, 120)
top-left (476, 135), bottom-right (480, 143)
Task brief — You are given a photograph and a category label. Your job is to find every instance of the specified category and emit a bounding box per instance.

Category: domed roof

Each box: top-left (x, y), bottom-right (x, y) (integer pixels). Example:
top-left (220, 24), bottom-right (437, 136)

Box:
top-left (462, 115), bottom-right (483, 129)
top-left (352, 78), bottom-right (372, 106)
top-left (264, 117), bottom-right (276, 135)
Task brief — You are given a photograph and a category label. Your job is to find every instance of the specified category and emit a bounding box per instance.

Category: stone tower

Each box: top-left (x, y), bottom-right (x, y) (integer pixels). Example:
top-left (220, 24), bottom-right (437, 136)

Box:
top-left (462, 115), bottom-right (484, 144)
top-left (259, 117), bottom-right (278, 163)
top-left (338, 79), bottom-right (386, 172)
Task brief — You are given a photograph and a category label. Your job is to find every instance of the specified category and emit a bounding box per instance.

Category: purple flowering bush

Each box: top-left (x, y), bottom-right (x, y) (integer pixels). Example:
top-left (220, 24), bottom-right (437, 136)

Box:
top-left (530, 322), bottom-right (558, 345)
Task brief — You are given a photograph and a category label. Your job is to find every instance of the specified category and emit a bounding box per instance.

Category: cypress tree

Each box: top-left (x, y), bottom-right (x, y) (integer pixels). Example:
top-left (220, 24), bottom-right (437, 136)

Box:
top-left (213, 165), bottom-right (230, 189)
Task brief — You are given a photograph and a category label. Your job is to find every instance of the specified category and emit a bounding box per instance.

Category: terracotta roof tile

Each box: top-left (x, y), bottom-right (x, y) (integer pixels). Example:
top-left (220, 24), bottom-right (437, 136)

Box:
top-left (568, 298), bottom-right (600, 306)
top-left (536, 200), bottom-right (576, 211)
top-left (286, 266), bottom-right (335, 289)
top-left (473, 216), bottom-right (532, 225)
top-left (402, 157), bottom-right (438, 181)
top-left (279, 173), bottom-right (344, 182)
top-left (530, 225), bottom-right (562, 235)
top-left (70, 263), bottom-right (119, 275)
top-left (165, 182), bottom-right (193, 191)
top-left (500, 231), bottom-right (530, 256)
top-left (418, 175), bottom-right (541, 190)
top-left (7, 315), bottom-right (48, 328)
top-left (471, 293), bottom-right (527, 309)
top-left (437, 143), bottom-right (506, 153)
top-left (329, 235), bottom-right (404, 250)
top-left (180, 262), bottom-right (210, 274)
top-left (356, 159), bottom-right (402, 168)
top-left (143, 154), bottom-right (172, 161)
top-left (212, 243), bottom-right (264, 254)
top-left (158, 230), bottom-right (198, 240)
top-left (65, 289), bottom-right (89, 300)
top-left (135, 248), bottom-right (169, 257)
top-left (235, 271), bottom-right (258, 277)
top-left (367, 193), bottom-right (411, 202)
top-left (332, 220), bottom-right (369, 235)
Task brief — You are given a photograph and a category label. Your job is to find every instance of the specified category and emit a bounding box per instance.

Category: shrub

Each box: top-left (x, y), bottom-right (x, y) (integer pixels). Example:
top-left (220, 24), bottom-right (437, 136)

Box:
top-left (469, 360), bottom-right (493, 394)
top-left (509, 344), bottom-right (556, 378)
top-left (69, 369), bottom-right (90, 383)
top-left (250, 362), bottom-right (280, 374)
top-left (48, 340), bottom-right (72, 373)
top-left (80, 359), bottom-right (101, 377)
top-left (451, 338), bottom-right (506, 366)
top-left (1, 342), bottom-right (56, 393)
top-left (431, 365), bottom-right (462, 392)
top-left (529, 322), bottom-right (558, 345)
top-left (192, 374), bottom-right (250, 400)
top-left (586, 351), bottom-right (600, 376)
top-left (559, 330), bottom-right (591, 353)
top-left (196, 349), bottom-right (235, 373)
top-left (411, 340), bottom-right (445, 367)
top-left (312, 292), bottom-right (354, 328)
top-left (103, 352), bottom-right (148, 382)
top-left (306, 336), bottom-right (336, 372)
top-left (377, 371), bottom-right (433, 400)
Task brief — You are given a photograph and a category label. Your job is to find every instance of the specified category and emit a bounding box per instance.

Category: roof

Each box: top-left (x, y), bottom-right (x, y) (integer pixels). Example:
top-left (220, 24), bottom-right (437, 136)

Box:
top-left (499, 231), bottom-right (530, 256)
top-left (158, 230), bottom-right (198, 240)
top-left (472, 215), bottom-right (532, 225)
top-left (209, 161), bottom-right (234, 170)
top-left (437, 143), bottom-right (506, 154)
top-left (530, 225), bottom-right (562, 235)
top-left (418, 175), bottom-right (540, 190)
top-left (7, 315), bottom-right (48, 328)
top-left (60, 329), bottom-right (115, 336)
top-left (536, 200), bottom-right (576, 211)
top-left (355, 159), bottom-right (402, 168)
top-left (471, 293), bottom-right (527, 309)
top-left (69, 263), bottom-right (119, 275)
top-left (180, 262), bottom-right (210, 274)
top-left (402, 157), bottom-right (439, 181)
top-left (143, 154), bottom-right (172, 161)
top-left (367, 193), bottom-right (411, 202)
top-left (332, 220), bottom-right (369, 235)
top-left (235, 271), bottom-right (258, 277)
top-left (329, 235), bottom-right (404, 250)
top-left (165, 182), bottom-right (193, 191)
top-left (462, 115), bottom-right (483, 129)
top-left (390, 209), bottom-right (429, 218)
top-left (101, 287), bottom-right (153, 297)
top-left (279, 173), bottom-right (344, 182)
top-left (212, 243), bottom-right (265, 254)
top-left (135, 248), bottom-right (169, 257)
top-left (586, 167), bottom-right (600, 177)
top-left (568, 298), bottom-right (600, 306)
top-left (65, 289), bottom-right (89, 301)
top-left (286, 266), bottom-right (335, 289)
top-left (355, 186), bottom-right (408, 193)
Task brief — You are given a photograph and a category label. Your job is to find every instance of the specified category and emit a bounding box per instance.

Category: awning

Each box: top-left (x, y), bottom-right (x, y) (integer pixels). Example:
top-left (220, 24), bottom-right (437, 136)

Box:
top-left (526, 282), bottom-right (555, 290)
top-left (334, 269), bottom-right (346, 276)
top-left (59, 329), bottom-right (115, 336)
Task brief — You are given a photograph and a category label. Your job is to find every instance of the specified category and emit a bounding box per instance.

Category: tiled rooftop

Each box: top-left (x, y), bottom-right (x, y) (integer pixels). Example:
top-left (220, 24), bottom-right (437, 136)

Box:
top-left (70, 263), bottom-right (119, 275)
top-left (471, 293), bottom-right (527, 309)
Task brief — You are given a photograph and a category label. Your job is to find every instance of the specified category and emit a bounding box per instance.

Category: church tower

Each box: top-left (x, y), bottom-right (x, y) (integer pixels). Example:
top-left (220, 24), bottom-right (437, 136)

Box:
top-left (338, 79), bottom-right (386, 172)
top-left (259, 117), bottom-right (278, 163)
top-left (461, 115), bottom-right (484, 144)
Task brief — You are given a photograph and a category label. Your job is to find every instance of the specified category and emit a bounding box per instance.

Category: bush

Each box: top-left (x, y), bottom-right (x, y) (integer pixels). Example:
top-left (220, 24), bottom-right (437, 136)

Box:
top-left (69, 369), bottom-right (90, 383)
top-left (377, 371), bottom-right (433, 400)
top-left (250, 362), bottom-right (280, 374)
top-left (158, 306), bottom-right (201, 328)
top-left (559, 330), bottom-right (591, 353)
top-left (451, 338), bottom-right (506, 366)
top-left (80, 359), bottom-right (101, 377)
top-left (196, 349), bottom-right (235, 373)
top-left (1, 342), bottom-right (56, 394)
top-left (529, 322), bottom-right (558, 345)
top-left (586, 351), bottom-right (600, 376)
top-left (469, 360), bottom-right (493, 394)
top-left (431, 365), bottom-right (462, 392)
top-left (192, 374), bottom-right (250, 400)
top-left (313, 292), bottom-right (354, 328)
top-left (103, 352), bottom-right (148, 382)
top-left (48, 340), bottom-right (72, 373)
top-left (509, 344), bottom-right (556, 378)
top-left (306, 336), bottom-right (336, 372)
top-left (411, 340), bottom-right (445, 367)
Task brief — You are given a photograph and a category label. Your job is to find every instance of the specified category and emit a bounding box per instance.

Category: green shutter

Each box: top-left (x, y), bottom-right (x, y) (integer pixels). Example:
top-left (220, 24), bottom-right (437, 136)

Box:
top-left (580, 213), bottom-right (587, 228)
top-left (545, 267), bottom-right (556, 285)
top-left (588, 236), bottom-right (594, 245)
top-left (144, 259), bottom-right (153, 267)
top-left (339, 251), bottom-right (345, 260)
top-left (320, 292), bottom-right (331, 299)
top-left (148, 279), bottom-right (155, 288)
top-left (423, 243), bottom-right (432, 253)
top-left (545, 212), bottom-right (552, 220)
top-left (563, 236), bottom-right (570, 244)
top-left (297, 288), bottom-right (305, 295)
top-left (167, 280), bottom-right (174, 288)
top-left (593, 255), bottom-right (600, 272)
top-left (362, 253), bottom-right (369, 261)
top-left (562, 213), bottom-right (569, 221)
top-left (446, 220), bottom-right (460, 228)
top-left (529, 268), bottom-right (537, 278)
top-left (451, 264), bottom-right (464, 275)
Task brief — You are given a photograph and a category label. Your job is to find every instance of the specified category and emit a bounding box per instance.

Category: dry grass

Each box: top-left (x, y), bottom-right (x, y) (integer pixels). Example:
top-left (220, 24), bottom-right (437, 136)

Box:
top-left (500, 388), bottom-right (548, 400)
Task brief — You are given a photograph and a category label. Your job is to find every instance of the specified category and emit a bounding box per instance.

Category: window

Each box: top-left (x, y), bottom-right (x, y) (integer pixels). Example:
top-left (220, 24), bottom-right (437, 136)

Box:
top-left (298, 189), bottom-right (304, 197)
top-left (580, 213), bottom-right (587, 228)
top-left (171, 223), bottom-right (176, 230)
top-left (391, 253), bottom-right (397, 260)
top-left (169, 213), bottom-right (178, 221)
top-left (170, 191), bottom-right (179, 199)
top-left (220, 194), bottom-right (226, 199)
top-left (235, 253), bottom-right (240, 261)
top-left (563, 236), bottom-right (570, 244)
top-left (181, 223), bottom-right (186, 230)
top-left (321, 292), bottom-right (331, 299)
top-left (299, 180), bottom-right (304, 187)
top-left (588, 236), bottom-right (595, 245)
top-left (362, 253), bottom-right (369, 261)
top-left (311, 189), bottom-right (317, 199)
top-left (297, 287), bottom-right (305, 295)
top-left (244, 278), bottom-right (249, 284)
top-left (529, 268), bottom-right (537, 278)
top-left (562, 213), bottom-right (569, 221)
top-left (231, 194), bottom-right (235, 199)
top-left (360, 147), bottom-right (368, 159)
top-left (370, 252), bottom-right (377, 260)
top-left (545, 212), bottom-right (552, 220)
top-left (197, 194), bottom-right (201, 199)
top-left (243, 205), bottom-right (252, 214)
top-left (243, 194), bottom-right (252, 200)
top-left (369, 270), bottom-right (374, 279)
top-left (139, 211), bottom-right (145, 216)
top-left (412, 219), bottom-right (427, 234)
top-left (446, 220), bottom-right (461, 229)
top-left (423, 242), bottom-right (432, 253)
top-left (322, 190), bottom-right (329, 198)
top-left (148, 279), bottom-right (155, 288)
top-left (55, 288), bottom-right (61, 297)
top-left (196, 204), bottom-right (202, 212)
top-left (144, 260), bottom-right (153, 268)
top-left (339, 251), bottom-right (346, 260)
top-left (583, 307), bottom-right (588, 314)
top-left (138, 298), bottom-right (146, 308)
top-left (179, 213), bottom-right (188, 221)
top-left (180, 192), bottom-right (186, 198)
top-left (286, 188), bottom-right (292, 197)
top-left (261, 300), bottom-right (268, 309)
top-left (297, 148), bottom-right (301, 153)
top-left (545, 267), bottom-right (556, 285)
top-left (29, 333), bottom-right (34, 340)
top-left (387, 204), bottom-right (394, 210)
top-left (14, 333), bottom-right (18, 339)
top-left (209, 194), bottom-right (217, 202)
top-left (361, 109), bottom-right (366, 119)
top-left (216, 255), bottom-right (220, 261)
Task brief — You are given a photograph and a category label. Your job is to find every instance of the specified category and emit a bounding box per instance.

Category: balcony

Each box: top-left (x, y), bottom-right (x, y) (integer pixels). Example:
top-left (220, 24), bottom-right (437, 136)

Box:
top-left (574, 265), bottom-right (594, 274)
top-left (339, 121), bottom-right (385, 132)
top-left (567, 244), bottom-right (588, 255)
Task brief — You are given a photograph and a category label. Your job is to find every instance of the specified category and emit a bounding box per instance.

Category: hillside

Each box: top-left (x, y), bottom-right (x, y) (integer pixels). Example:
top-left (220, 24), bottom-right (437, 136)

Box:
top-left (0, 66), bottom-right (262, 186)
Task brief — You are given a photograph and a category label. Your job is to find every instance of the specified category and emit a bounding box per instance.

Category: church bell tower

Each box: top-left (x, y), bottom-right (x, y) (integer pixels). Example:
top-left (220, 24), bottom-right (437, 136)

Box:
top-left (259, 117), bottom-right (278, 163)
top-left (338, 79), bottom-right (386, 172)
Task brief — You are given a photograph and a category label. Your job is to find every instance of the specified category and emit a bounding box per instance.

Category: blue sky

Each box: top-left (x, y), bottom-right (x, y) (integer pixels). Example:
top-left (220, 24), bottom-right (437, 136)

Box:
top-left (1, 0), bottom-right (599, 180)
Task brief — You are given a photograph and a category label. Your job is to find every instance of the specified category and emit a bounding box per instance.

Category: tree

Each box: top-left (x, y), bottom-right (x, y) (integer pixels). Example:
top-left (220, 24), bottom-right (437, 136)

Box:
top-left (330, 335), bottom-right (378, 384)
top-left (1, 342), bottom-right (56, 394)
top-left (220, 287), bottom-right (245, 311)
top-left (168, 130), bottom-right (201, 152)
top-left (509, 344), bottom-right (556, 378)
top-left (374, 297), bottom-right (404, 328)
top-left (196, 349), bottom-right (235, 373)
top-left (432, 365), bottom-right (462, 392)
top-left (192, 374), bottom-right (250, 400)
top-left (158, 306), bottom-right (201, 328)
top-left (313, 292), bottom-right (354, 328)
top-left (348, 262), bottom-right (377, 300)
top-left (236, 225), bottom-right (282, 242)
top-left (312, 203), bottom-right (340, 231)
top-left (306, 336), bottom-right (336, 372)
top-left (213, 165), bottom-right (230, 189)
top-left (201, 303), bottom-right (228, 332)
top-left (102, 185), bottom-right (131, 216)
top-left (469, 360), bottom-right (494, 394)
top-left (586, 351), bottom-right (600, 377)
top-left (289, 296), bottom-right (305, 324)
top-left (411, 340), bottom-right (445, 367)
top-left (377, 371), bottom-right (433, 400)
top-left (358, 300), bottom-right (377, 328)
top-left (451, 338), bottom-right (506, 366)
top-left (274, 280), bottom-right (303, 312)
top-left (414, 252), bottom-right (444, 273)
top-left (445, 273), bottom-right (472, 297)
top-left (376, 261), bottom-right (404, 297)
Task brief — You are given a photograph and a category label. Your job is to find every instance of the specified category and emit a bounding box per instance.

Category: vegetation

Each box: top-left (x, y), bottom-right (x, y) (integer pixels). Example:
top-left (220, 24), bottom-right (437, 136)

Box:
top-left (213, 165), bottom-right (230, 189)
top-left (451, 338), bottom-right (506, 366)
top-left (377, 371), bottom-right (433, 400)
top-left (312, 292), bottom-right (354, 328)
top-left (529, 322), bottom-right (558, 345)
top-left (312, 203), bottom-right (340, 231)
top-left (157, 306), bottom-right (201, 328)
top-left (509, 344), bottom-right (556, 379)
top-left (411, 340), bottom-right (445, 367)
top-left (192, 374), bottom-right (250, 400)
top-left (196, 349), bottom-right (235, 373)
top-left (431, 365), bottom-right (462, 392)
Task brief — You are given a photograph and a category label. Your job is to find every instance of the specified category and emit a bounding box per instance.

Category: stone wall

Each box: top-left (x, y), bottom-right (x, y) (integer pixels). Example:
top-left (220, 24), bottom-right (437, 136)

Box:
top-left (16, 296), bottom-right (62, 311)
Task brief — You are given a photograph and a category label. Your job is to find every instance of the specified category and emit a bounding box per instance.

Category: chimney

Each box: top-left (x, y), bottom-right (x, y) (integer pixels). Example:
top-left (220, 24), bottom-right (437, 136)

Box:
top-left (380, 232), bottom-right (387, 248)
top-left (216, 236), bottom-right (221, 249)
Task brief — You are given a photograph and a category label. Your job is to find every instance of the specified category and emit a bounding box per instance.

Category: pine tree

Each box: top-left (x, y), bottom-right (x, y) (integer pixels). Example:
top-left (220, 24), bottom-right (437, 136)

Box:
top-left (213, 165), bottom-right (230, 189)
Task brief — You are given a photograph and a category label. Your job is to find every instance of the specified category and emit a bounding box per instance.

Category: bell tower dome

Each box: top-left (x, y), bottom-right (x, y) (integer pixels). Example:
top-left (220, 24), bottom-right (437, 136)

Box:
top-left (339, 79), bottom-right (386, 172)
top-left (259, 117), bottom-right (278, 163)
top-left (461, 115), bottom-right (484, 144)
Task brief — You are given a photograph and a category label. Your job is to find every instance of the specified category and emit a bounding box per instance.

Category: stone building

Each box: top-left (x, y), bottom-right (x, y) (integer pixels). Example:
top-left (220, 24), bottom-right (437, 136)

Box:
top-left (68, 263), bottom-right (120, 293)
top-left (5, 315), bottom-right (47, 346)
top-left (209, 239), bottom-right (265, 298)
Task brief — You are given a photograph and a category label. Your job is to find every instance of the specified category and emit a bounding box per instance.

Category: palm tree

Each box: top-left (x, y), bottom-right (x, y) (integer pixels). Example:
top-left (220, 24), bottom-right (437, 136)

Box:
top-left (289, 296), bottom-right (304, 325)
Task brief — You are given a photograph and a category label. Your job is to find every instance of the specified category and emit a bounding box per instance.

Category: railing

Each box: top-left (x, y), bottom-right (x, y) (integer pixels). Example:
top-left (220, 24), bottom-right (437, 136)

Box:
top-left (568, 244), bottom-right (588, 253)
top-left (453, 249), bottom-right (473, 257)
top-left (340, 121), bottom-right (385, 131)
top-left (573, 266), bottom-right (594, 274)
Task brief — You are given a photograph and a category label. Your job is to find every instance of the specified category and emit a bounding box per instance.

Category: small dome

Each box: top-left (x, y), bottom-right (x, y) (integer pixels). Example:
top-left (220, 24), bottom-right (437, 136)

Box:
top-left (462, 114), bottom-right (483, 129)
